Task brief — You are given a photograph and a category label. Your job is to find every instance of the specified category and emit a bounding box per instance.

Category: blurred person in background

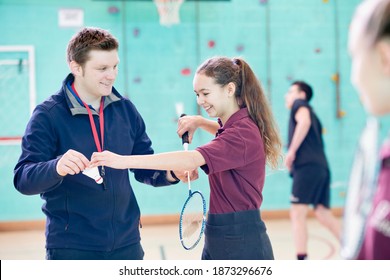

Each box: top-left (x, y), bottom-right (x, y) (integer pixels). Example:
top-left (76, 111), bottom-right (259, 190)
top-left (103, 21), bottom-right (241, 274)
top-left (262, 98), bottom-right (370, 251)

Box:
top-left (285, 81), bottom-right (341, 260)
top-left (347, 0), bottom-right (390, 259)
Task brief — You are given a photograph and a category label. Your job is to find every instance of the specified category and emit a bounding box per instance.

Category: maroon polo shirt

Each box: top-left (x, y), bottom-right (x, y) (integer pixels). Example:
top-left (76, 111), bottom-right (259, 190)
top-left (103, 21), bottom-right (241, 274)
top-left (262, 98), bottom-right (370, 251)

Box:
top-left (196, 108), bottom-right (266, 214)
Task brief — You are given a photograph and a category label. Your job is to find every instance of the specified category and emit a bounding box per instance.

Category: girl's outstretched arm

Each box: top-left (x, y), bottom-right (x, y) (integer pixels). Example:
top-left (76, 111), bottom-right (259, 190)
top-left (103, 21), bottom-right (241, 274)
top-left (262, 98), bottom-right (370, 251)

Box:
top-left (90, 150), bottom-right (206, 171)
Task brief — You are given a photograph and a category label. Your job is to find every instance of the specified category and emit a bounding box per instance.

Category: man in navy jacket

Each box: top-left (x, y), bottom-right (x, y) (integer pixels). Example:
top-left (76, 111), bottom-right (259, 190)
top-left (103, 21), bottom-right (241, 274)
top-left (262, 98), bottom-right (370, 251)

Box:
top-left (13, 27), bottom-right (180, 260)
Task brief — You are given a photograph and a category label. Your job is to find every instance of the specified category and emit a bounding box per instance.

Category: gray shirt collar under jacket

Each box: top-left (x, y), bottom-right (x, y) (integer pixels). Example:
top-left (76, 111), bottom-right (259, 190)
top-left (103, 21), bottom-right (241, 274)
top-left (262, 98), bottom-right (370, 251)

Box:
top-left (65, 86), bottom-right (121, 116)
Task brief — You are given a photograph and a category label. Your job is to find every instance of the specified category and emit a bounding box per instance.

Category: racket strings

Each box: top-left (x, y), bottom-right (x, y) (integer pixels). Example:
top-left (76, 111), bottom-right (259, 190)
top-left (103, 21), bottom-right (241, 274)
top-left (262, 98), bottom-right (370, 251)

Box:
top-left (180, 192), bottom-right (205, 248)
top-left (182, 212), bottom-right (203, 238)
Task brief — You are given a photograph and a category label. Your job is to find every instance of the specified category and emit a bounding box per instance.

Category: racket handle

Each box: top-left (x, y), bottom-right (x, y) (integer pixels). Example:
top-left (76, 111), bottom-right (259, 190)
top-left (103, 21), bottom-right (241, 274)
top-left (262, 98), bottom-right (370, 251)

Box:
top-left (180, 114), bottom-right (189, 146)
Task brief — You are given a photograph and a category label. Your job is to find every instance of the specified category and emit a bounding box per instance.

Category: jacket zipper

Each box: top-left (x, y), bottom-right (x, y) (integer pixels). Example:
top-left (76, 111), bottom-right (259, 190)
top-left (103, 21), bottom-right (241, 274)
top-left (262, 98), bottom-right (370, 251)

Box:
top-left (101, 166), bottom-right (107, 190)
top-left (65, 190), bottom-right (69, 231)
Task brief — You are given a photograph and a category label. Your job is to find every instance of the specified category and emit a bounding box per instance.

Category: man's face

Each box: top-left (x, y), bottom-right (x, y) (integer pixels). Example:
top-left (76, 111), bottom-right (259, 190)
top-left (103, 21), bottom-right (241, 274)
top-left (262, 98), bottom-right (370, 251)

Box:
top-left (78, 49), bottom-right (119, 99)
top-left (285, 85), bottom-right (305, 109)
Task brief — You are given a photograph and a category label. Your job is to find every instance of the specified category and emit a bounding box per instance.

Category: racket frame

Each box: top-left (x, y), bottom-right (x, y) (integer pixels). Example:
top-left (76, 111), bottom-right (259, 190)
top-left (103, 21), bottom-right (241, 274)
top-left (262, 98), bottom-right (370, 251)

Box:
top-left (177, 113), bottom-right (207, 250)
top-left (179, 189), bottom-right (207, 250)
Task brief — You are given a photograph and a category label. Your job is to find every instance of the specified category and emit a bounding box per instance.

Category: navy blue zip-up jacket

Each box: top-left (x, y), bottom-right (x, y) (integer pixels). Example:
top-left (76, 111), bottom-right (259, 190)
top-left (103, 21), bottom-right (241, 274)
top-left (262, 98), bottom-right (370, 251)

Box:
top-left (13, 74), bottom-right (176, 251)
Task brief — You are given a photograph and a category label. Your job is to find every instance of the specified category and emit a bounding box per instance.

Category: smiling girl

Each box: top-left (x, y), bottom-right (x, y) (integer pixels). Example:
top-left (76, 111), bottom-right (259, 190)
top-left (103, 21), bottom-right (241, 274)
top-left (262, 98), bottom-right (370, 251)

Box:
top-left (91, 56), bottom-right (282, 260)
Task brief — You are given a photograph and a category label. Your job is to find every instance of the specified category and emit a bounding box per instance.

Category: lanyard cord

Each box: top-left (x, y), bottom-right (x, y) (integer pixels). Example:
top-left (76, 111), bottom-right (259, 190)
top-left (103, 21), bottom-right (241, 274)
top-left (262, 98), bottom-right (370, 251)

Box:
top-left (71, 83), bottom-right (104, 152)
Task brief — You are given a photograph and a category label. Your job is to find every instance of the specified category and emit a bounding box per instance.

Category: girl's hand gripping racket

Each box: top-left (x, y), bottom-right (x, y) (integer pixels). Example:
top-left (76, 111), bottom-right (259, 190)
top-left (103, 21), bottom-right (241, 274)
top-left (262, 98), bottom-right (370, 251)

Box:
top-left (178, 114), bottom-right (207, 250)
top-left (341, 117), bottom-right (379, 259)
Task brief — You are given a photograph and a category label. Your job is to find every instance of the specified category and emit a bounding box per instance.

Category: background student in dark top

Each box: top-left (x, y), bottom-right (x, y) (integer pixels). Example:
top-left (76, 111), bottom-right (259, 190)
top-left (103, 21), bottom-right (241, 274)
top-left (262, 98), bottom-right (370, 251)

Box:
top-left (284, 81), bottom-right (341, 260)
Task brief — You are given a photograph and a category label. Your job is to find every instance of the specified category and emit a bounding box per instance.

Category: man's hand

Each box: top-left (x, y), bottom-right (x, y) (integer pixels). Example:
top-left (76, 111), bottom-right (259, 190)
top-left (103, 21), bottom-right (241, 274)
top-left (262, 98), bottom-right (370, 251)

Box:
top-left (56, 149), bottom-right (90, 176)
top-left (284, 149), bottom-right (296, 172)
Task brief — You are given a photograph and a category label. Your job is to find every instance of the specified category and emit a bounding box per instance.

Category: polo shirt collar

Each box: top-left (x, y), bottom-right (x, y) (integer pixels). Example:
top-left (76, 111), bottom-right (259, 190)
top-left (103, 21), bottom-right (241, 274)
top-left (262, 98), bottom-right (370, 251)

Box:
top-left (65, 79), bottom-right (121, 116)
top-left (217, 107), bottom-right (249, 135)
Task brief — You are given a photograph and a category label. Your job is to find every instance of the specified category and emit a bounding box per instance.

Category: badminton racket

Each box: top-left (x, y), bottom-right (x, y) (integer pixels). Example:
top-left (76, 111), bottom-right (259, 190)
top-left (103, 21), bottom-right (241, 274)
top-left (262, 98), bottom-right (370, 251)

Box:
top-left (178, 114), bottom-right (207, 250)
top-left (340, 117), bottom-right (379, 259)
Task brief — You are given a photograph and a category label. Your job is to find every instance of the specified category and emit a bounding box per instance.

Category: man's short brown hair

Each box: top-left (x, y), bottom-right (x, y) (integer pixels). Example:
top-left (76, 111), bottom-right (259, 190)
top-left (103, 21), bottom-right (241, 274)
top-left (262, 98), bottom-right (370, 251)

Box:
top-left (66, 27), bottom-right (119, 66)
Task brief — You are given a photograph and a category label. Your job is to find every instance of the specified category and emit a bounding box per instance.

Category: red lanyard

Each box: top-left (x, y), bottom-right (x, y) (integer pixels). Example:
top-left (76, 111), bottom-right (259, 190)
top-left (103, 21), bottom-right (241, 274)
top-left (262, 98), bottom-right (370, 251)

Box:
top-left (71, 83), bottom-right (104, 152)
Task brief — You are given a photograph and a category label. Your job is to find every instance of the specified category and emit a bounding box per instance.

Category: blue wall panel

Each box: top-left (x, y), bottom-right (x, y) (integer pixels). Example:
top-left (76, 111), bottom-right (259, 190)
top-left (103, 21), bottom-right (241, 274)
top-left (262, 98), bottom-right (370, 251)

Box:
top-left (3, 0), bottom-right (385, 222)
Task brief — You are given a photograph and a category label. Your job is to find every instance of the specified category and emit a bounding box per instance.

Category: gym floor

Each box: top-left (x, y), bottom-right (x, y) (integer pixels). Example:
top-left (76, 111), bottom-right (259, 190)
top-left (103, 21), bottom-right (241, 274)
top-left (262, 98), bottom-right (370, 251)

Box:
top-left (0, 217), bottom-right (341, 260)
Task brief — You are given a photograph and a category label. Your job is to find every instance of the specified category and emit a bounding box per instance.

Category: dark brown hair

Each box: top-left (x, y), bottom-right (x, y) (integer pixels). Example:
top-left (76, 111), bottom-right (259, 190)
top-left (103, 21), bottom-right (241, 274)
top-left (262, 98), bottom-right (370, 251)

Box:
top-left (66, 27), bottom-right (119, 66)
top-left (196, 56), bottom-right (282, 169)
top-left (291, 81), bottom-right (313, 102)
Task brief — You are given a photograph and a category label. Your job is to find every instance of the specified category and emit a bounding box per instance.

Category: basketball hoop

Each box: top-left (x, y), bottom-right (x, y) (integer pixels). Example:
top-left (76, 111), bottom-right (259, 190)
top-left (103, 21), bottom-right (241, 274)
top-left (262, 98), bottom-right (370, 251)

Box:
top-left (154, 0), bottom-right (184, 27)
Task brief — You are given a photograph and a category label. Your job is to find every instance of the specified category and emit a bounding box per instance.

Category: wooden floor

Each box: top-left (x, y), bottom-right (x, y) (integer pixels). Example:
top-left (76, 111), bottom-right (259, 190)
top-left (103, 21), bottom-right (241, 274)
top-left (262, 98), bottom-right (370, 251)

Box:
top-left (0, 217), bottom-right (341, 260)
